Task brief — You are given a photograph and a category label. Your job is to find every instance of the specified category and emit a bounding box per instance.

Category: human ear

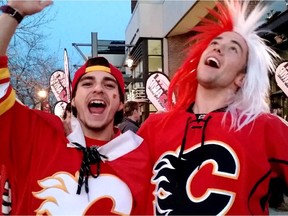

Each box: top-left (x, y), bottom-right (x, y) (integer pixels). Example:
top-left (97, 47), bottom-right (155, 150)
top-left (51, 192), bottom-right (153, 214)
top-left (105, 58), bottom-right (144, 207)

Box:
top-left (235, 73), bottom-right (245, 88)
top-left (118, 102), bottom-right (124, 111)
top-left (71, 98), bottom-right (75, 107)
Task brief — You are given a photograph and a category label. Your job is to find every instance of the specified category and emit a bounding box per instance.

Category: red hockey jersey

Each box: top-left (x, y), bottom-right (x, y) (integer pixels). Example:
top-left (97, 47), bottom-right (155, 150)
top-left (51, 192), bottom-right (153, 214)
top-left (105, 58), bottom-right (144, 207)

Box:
top-left (138, 109), bottom-right (288, 215)
top-left (0, 55), bottom-right (148, 215)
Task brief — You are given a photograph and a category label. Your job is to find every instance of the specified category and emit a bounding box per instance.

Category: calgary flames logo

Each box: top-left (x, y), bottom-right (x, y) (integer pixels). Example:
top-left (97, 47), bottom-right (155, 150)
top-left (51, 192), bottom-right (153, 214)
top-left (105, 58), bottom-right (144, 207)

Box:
top-left (152, 141), bottom-right (239, 215)
top-left (33, 172), bottom-right (133, 215)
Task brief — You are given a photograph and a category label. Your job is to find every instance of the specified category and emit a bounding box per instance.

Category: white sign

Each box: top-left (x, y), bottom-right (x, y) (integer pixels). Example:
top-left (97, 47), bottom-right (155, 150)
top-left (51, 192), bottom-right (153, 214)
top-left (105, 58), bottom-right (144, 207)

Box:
top-left (146, 72), bottom-right (170, 111)
top-left (275, 62), bottom-right (288, 97)
top-left (53, 100), bottom-right (68, 118)
top-left (49, 70), bottom-right (69, 102)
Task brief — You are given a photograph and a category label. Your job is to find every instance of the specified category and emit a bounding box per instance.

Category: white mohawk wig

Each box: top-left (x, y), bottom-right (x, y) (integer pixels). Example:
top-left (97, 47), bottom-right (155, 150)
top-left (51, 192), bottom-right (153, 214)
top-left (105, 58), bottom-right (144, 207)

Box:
top-left (168, 0), bottom-right (280, 130)
top-left (225, 0), bottom-right (280, 130)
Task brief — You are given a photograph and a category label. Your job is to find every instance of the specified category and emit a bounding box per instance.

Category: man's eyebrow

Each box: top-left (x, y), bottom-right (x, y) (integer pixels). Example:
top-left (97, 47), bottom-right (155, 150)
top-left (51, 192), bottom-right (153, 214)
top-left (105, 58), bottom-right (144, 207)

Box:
top-left (213, 36), bottom-right (244, 53)
top-left (79, 75), bottom-right (94, 82)
top-left (80, 75), bottom-right (117, 83)
top-left (231, 40), bottom-right (244, 53)
top-left (103, 76), bottom-right (117, 83)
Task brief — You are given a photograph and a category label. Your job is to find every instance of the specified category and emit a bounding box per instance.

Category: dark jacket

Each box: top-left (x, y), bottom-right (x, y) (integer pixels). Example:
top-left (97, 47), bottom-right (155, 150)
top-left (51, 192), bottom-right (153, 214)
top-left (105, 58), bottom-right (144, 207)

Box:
top-left (118, 117), bottom-right (139, 133)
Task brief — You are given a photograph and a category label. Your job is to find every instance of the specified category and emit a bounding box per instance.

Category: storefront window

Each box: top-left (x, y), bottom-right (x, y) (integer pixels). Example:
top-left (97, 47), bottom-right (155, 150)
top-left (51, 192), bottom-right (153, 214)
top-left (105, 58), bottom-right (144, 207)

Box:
top-left (148, 40), bottom-right (162, 55)
top-left (148, 56), bottom-right (162, 72)
top-left (148, 39), bottom-right (162, 73)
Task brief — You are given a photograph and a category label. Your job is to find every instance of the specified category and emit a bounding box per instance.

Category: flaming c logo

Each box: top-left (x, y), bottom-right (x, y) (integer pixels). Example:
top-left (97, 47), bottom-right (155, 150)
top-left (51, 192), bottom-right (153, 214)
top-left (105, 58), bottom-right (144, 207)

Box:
top-left (33, 172), bottom-right (133, 215)
top-left (152, 141), bottom-right (240, 215)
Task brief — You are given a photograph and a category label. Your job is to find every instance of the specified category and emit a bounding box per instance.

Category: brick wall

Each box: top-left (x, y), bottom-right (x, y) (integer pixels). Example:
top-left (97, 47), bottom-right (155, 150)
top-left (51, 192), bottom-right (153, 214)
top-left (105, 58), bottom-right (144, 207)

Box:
top-left (167, 31), bottom-right (194, 79)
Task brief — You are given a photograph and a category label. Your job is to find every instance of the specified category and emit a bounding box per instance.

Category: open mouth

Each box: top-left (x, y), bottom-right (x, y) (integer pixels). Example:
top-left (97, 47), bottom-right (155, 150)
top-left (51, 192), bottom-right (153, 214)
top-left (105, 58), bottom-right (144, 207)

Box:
top-left (88, 100), bottom-right (106, 114)
top-left (205, 57), bottom-right (220, 68)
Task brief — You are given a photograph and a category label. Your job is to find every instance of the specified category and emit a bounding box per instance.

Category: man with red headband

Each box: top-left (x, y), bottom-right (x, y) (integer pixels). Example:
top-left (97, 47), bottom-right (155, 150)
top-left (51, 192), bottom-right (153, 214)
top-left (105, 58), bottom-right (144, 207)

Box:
top-left (0, 0), bottom-right (148, 214)
top-left (137, 0), bottom-right (288, 215)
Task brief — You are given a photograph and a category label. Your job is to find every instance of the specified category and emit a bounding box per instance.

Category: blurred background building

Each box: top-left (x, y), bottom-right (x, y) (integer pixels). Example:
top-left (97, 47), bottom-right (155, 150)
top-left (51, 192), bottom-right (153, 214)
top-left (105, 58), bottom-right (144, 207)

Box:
top-left (123, 0), bottom-right (288, 121)
top-left (79, 0), bottom-right (288, 121)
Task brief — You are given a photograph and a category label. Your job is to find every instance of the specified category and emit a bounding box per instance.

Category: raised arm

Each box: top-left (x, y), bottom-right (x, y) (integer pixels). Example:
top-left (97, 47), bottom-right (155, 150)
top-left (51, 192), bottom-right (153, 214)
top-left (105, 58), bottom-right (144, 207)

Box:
top-left (0, 0), bottom-right (53, 55)
top-left (0, 0), bottom-right (53, 115)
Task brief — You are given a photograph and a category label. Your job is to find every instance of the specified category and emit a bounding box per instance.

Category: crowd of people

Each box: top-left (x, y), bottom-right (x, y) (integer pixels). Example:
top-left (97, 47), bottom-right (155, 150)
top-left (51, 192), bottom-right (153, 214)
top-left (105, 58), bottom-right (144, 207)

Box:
top-left (1, 0), bottom-right (288, 215)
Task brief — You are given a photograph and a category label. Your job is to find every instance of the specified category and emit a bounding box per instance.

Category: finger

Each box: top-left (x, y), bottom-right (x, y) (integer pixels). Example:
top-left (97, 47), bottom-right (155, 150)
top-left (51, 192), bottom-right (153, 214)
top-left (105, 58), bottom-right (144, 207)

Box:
top-left (63, 119), bottom-right (72, 136)
top-left (40, 0), bottom-right (53, 9)
top-left (63, 112), bottom-right (72, 136)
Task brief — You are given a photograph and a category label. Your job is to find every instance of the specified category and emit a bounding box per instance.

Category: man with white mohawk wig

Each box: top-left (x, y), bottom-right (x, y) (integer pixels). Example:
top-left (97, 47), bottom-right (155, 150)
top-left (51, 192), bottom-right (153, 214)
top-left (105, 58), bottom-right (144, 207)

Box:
top-left (135, 0), bottom-right (288, 215)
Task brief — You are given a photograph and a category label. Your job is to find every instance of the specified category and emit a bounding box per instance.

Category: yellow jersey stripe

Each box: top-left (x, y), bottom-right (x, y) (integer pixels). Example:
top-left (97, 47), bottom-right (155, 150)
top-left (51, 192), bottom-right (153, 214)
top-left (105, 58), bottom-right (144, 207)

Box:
top-left (0, 68), bottom-right (9, 80)
top-left (0, 89), bottom-right (16, 116)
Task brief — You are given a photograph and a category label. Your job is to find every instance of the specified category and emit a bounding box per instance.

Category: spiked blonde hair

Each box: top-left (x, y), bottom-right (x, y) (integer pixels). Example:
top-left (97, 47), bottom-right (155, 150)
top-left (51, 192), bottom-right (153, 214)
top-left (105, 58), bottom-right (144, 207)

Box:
top-left (168, 0), bottom-right (280, 130)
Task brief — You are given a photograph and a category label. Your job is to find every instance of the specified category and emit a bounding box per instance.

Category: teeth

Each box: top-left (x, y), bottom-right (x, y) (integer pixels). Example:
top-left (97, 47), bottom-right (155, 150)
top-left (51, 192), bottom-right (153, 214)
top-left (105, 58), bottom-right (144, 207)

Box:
top-left (206, 57), bottom-right (220, 68)
top-left (90, 100), bottom-right (105, 105)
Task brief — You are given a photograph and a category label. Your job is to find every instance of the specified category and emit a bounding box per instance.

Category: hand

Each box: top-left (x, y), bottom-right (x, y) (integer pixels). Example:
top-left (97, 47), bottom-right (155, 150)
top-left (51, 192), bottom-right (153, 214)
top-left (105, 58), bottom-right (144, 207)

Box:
top-left (62, 109), bottom-right (72, 136)
top-left (8, 0), bottom-right (53, 16)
